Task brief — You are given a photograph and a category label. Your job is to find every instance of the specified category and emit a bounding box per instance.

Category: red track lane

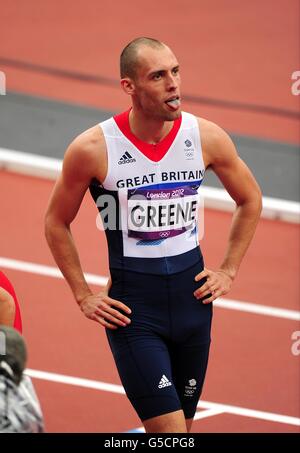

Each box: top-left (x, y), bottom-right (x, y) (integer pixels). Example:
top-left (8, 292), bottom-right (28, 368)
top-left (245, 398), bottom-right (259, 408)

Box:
top-left (1, 0), bottom-right (299, 144)
top-left (0, 171), bottom-right (299, 432)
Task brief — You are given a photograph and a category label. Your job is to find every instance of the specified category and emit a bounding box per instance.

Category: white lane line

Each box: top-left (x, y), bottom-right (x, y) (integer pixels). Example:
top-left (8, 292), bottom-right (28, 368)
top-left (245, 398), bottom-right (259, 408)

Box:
top-left (25, 368), bottom-right (300, 426)
top-left (193, 408), bottom-right (225, 421)
top-left (26, 369), bottom-right (125, 395)
top-left (1, 147), bottom-right (299, 223)
top-left (0, 256), bottom-right (108, 287)
top-left (0, 147), bottom-right (62, 179)
top-left (214, 298), bottom-right (300, 321)
top-left (1, 256), bottom-right (299, 321)
top-left (197, 400), bottom-right (300, 427)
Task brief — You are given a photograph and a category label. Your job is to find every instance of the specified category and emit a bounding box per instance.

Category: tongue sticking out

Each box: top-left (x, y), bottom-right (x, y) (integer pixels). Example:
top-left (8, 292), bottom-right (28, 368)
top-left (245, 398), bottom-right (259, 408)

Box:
top-left (166, 98), bottom-right (180, 110)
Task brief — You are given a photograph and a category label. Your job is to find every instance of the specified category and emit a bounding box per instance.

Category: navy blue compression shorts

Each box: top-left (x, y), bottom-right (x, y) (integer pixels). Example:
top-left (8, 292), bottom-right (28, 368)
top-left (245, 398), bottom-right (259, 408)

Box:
top-left (106, 259), bottom-right (212, 422)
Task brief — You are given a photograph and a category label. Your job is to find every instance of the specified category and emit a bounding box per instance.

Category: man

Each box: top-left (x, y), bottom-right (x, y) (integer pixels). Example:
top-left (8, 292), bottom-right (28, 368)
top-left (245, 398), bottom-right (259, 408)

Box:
top-left (0, 271), bottom-right (22, 333)
top-left (0, 325), bottom-right (44, 432)
top-left (45, 37), bottom-right (262, 433)
top-left (0, 275), bottom-right (44, 432)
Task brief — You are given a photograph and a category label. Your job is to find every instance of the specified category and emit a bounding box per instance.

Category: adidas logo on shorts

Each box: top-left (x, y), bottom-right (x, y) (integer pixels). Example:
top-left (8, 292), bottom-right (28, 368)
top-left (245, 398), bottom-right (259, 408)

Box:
top-left (158, 374), bottom-right (172, 389)
top-left (118, 151), bottom-right (136, 165)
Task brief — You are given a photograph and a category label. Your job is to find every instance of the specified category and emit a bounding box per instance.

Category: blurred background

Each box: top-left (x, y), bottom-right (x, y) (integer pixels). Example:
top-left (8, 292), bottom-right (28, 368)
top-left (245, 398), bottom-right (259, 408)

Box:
top-left (0, 0), bottom-right (299, 433)
top-left (1, 0), bottom-right (299, 198)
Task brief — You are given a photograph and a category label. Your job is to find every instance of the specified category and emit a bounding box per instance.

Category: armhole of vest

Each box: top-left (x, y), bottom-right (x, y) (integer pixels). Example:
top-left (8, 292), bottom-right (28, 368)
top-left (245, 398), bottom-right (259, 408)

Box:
top-left (193, 115), bottom-right (205, 174)
top-left (98, 121), bottom-right (111, 188)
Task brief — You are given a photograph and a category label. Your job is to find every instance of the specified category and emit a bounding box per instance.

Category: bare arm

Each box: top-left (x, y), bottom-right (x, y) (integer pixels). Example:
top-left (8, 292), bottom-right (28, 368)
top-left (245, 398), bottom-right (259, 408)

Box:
top-left (194, 119), bottom-right (262, 302)
top-left (45, 127), bottom-right (100, 302)
top-left (0, 287), bottom-right (15, 326)
top-left (45, 126), bottom-right (131, 328)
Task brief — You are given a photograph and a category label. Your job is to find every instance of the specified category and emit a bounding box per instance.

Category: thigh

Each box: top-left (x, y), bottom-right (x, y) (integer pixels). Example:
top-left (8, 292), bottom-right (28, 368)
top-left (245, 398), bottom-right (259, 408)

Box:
top-left (106, 326), bottom-right (182, 422)
top-left (170, 337), bottom-right (211, 420)
top-left (168, 262), bottom-right (213, 419)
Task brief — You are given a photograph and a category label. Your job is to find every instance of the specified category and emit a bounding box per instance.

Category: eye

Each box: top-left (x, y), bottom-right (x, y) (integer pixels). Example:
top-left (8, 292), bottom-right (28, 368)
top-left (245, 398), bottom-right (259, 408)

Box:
top-left (172, 67), bottom-right (179, 75)
top-left (153, 72), bottom-right (162, 80)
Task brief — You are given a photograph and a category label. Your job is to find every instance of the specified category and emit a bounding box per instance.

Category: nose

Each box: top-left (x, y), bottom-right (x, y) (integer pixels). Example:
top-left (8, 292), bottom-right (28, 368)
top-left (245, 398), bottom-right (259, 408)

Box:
top-left (166, 72), bottom-right (178, 91)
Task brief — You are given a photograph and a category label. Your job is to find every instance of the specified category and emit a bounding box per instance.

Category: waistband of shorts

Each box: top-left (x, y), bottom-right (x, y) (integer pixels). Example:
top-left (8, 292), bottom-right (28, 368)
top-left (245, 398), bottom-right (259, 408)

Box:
top-left (109, 247), bottom-right (204, 277)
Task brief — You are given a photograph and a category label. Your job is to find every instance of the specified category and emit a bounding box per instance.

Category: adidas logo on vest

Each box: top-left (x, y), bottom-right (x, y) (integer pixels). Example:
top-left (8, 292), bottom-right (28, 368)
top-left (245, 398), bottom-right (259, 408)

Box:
top-left (118, 151), bottom-right (136, 165)
top-left (158, 374), bottom-right (172, 389)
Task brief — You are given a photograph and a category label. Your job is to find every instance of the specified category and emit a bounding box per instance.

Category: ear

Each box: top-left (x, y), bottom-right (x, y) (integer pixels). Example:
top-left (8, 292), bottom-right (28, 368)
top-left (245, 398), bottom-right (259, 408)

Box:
top-left (120, 77), bottom-right (135, 96)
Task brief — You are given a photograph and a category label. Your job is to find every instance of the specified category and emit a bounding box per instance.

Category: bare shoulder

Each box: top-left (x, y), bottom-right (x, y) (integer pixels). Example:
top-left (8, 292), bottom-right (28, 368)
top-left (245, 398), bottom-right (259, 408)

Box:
top-left (196, 117), bottom-right (238, 168)
top-left (63, 124), bottom-right (107, 183)
top-left (0, 286), bottom-right (14, 304)
top-left (196, 116), bottom-right (261, 204)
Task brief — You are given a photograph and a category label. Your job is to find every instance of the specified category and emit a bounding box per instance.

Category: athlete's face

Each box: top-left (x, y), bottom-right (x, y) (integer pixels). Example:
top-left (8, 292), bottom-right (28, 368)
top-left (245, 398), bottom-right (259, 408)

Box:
top-left (126, 46), bottom-right (181, 121)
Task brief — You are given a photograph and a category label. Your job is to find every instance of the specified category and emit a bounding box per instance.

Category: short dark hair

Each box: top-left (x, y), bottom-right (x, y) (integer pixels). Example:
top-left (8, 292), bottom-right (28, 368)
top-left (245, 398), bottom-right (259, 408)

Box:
top-left (120, 37), bottom-right (165, 79)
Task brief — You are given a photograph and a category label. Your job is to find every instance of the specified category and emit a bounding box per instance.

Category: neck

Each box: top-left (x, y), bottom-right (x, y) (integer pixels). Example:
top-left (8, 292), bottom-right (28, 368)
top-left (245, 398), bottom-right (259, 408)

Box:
top-left (129, 108), bottom-right (174, 144)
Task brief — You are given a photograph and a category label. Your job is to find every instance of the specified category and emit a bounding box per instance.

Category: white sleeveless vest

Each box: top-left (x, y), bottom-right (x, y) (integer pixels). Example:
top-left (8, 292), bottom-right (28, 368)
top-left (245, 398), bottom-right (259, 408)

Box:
top-left (89, 111), bottom-right (206, 275)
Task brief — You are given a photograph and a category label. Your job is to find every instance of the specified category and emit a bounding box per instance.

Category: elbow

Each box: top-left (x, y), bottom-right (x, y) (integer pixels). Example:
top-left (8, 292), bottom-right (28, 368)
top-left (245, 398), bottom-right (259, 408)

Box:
top-left (249, 188), bottom-right (263, 222)
top-left (237, 187), bottom-right (262, 218)
top-left (44, 212), bottom-right (54, 245)
top-left (44, 212), bottom-right (61, 244)
top-left (256, 187), bottom-right (263, 216)
top-left (252, 187), bottom-right (263, 216)
top-left (44, 211), bottom-right (71, 245)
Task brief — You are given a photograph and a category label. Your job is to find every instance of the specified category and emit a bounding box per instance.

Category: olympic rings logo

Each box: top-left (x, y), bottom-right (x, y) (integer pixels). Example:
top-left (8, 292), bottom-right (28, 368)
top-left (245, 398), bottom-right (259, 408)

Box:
top-left (185, 151), bottom-right (194, 158)
top-left (159, 231), bottom-right (170, 238)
